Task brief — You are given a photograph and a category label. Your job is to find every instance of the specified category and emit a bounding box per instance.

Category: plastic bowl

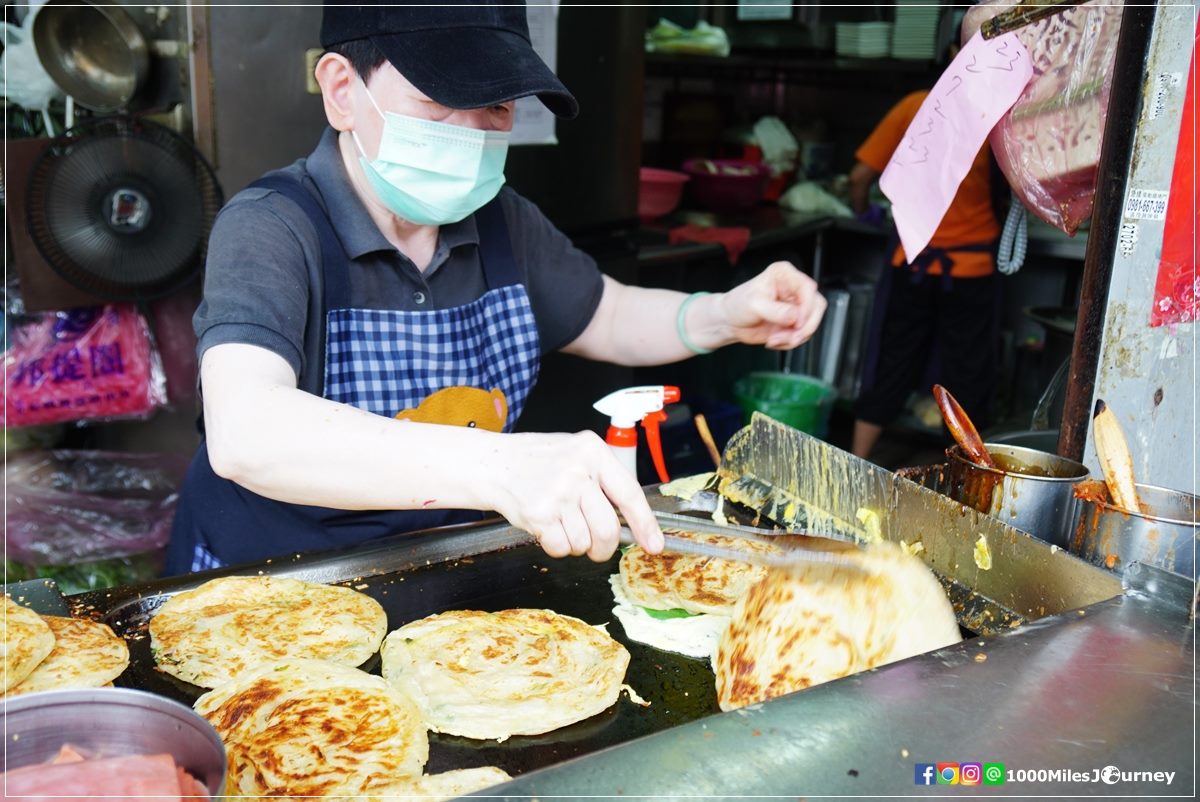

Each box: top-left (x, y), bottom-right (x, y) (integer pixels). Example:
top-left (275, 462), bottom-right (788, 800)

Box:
top-left (638, 167), bottom-right (689, 222)
top-left (2, 687), bottom-right (227, 794)
top-left (733, 372), bottom-right (837, 439)
top-left (682, 158), bottom-right (771, 212)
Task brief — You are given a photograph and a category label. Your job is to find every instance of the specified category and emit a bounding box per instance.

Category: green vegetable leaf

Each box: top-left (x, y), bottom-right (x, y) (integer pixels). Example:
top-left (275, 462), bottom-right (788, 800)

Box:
top-left (641, 606), bottom-right (699, 620)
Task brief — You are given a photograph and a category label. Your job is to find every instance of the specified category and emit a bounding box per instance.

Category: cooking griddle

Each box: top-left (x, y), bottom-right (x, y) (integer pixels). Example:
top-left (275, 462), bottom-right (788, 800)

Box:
top-left (69, 414), bottom-right (1122, 785)
top-left (82, 541), bottom-right (721, 778)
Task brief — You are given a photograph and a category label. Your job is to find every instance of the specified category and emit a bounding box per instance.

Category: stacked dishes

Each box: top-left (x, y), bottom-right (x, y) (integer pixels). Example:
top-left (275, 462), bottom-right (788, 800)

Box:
top-left (891, 0), bottom-right (942, 61)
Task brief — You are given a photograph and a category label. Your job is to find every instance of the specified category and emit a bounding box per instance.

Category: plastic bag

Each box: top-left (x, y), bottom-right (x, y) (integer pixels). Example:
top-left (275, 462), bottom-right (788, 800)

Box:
top-left (4, 450), bottom-right (189, 593)
top-left (963, 0), bottom-right (1123, 235)
top-left (779, 182), bottom-right (853, 218)
top-left (0, 15), bottom-right (62, 113)
top-left (2, 305), bottom-right (168, 429)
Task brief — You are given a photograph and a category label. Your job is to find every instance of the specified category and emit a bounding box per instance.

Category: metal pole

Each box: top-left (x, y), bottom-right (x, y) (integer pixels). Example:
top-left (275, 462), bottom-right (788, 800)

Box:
top-left (186, 1), bottom-right (217, 167)
top-left (1057, 2), bottom-right (1158, 461)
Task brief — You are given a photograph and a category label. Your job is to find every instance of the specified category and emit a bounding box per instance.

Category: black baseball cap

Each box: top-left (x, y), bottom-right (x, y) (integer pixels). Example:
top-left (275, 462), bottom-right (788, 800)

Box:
top-left (321, 1), bottom-right (578, 119)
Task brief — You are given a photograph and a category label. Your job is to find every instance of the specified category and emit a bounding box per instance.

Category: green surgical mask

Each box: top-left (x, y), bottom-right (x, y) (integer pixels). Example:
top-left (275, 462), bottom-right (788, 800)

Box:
top-left (352, 81), bottom-right (510, 225)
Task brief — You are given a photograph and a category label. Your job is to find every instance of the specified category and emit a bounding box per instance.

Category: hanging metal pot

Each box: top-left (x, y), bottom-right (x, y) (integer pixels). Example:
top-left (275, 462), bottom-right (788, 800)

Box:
top-left (32, 0), bottom-right (149, 112)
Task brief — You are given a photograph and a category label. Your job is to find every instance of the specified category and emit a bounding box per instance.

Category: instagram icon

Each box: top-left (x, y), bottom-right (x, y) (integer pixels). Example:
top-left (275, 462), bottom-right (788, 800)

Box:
top-left (961, 763), bottom-right (982, 785)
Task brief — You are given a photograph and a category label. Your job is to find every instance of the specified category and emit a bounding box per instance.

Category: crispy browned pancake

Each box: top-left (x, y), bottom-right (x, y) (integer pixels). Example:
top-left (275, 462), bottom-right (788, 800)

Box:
top-left (194, 658), bottom-right (428, 797)
top-left (149, 576), bottom-right (386, 688)
top-left (2, 596), bottom-right (54, 693)
top-left (715, 542), bottom-right (961, 710)
top-left (618, 529), bottom-right (773, 615)
top-left (381, 608), bottom-right (630, 741)
top-left (5, 615), bottom-right (128, 696)
top-left (365, 767), bottom-right (514, 801)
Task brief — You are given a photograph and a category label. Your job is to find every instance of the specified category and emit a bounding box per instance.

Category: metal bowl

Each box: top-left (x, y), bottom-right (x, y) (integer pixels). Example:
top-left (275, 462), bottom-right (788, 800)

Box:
top-left (31, 0), bottom-right (149, 112)
top-left (946, 443), bottom-right (1090, 548)
top-left (1071, 482), bottom-right (1198, 578)
top-left (1, 687), bottom-right (226, 794)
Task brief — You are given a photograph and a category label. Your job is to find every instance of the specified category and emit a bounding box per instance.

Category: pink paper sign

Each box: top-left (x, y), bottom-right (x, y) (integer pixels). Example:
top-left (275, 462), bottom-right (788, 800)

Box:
top-left (880, 31), bottom-right (1033, 262)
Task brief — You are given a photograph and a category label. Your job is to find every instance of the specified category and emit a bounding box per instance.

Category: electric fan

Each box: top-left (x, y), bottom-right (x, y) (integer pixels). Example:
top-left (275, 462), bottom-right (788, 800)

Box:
top-left (25, 116), bottom-right (223, 302)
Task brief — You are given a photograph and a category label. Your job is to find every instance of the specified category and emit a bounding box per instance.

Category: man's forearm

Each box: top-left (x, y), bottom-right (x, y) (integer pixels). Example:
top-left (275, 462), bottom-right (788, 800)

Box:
top-left (204, 363), bottom-right (507, 511)
top-left (572, 280), bottom-right (734, 366)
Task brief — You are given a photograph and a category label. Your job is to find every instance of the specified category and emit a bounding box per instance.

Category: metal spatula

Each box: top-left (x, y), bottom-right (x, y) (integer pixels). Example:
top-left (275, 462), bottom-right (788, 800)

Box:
top-left (618, 527), bottom-right (868, 573)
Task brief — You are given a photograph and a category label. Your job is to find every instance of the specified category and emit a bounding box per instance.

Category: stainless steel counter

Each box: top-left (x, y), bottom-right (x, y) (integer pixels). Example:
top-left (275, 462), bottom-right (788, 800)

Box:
top-left (482, 562), bottom-right (1195, 798)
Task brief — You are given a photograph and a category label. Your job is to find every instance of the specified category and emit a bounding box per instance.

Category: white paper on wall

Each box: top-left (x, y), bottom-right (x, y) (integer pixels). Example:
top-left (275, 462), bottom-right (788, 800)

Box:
top-left (511, 1), bottom-right (560, 146)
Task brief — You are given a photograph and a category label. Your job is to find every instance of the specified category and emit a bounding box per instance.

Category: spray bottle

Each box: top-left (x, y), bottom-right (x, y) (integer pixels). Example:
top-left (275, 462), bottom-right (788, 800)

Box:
top-left (593, 385), bottom-right (681, 483)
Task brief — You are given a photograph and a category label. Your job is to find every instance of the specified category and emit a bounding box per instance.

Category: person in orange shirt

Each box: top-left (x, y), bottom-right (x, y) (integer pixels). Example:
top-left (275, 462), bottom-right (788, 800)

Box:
top-left (849, 89), bottom-right (1003, 460)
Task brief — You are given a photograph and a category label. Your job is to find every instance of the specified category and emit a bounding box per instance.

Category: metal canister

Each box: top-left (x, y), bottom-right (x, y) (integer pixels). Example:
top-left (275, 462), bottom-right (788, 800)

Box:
top-left (1071, 482), bottom-right (1199, 578)
top-left (945, 443), bottom-right (1090, 548)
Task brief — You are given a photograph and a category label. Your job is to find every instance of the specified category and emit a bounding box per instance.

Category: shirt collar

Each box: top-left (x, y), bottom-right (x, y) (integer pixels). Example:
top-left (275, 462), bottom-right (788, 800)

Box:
top-left (304, 127), bottom-right (481, 261)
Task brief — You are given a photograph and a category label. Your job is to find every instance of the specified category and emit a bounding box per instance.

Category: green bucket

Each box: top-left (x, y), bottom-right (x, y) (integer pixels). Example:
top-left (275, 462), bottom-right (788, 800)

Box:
top-left (732, 372), bottom-right (838, 439)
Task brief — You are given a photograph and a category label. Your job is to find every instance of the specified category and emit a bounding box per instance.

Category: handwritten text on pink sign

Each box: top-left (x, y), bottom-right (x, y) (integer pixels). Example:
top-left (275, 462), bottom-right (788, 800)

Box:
top-left (880, 32), bottom-right (1033, 262)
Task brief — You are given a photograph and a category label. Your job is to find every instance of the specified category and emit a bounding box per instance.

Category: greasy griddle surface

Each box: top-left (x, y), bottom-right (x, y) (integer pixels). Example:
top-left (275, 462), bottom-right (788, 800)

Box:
top-left (102, 544), bottom-right (720, 778)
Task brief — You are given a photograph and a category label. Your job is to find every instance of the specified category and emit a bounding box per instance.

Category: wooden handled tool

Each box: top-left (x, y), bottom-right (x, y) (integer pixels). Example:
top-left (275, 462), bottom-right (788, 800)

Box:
top-left (693, 414), bottom-right (722, 468)
top-left (932, 384), bottom-right (996, 469)
top-left (1092, 399), bottom-right (1141, 513)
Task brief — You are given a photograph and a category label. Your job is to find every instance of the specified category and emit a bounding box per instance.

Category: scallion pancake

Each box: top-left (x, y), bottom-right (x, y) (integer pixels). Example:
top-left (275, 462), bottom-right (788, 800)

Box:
top-left (2, 596), bottom-right (54, 693)
top-left (149, 575), bottom-right (386, 688)
top-left (194, 658), bottom-right (428, 797)
top-left (381, 608), bottom-right (630, 741)
top-left (5, 615), bottom-right (128, 696)
top-left (715, 542), bottom-right (961, 710)
top-left (618, 529), bottom-right (772, 616)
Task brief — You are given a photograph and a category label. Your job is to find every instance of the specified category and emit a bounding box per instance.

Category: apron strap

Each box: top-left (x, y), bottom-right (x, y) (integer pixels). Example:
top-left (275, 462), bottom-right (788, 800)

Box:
top-left (247, 174), bottom-right (352, 396)
top-left (473, 197), bottom-right (520, 290)
top-left (908, 239), bottom-right (997, 292)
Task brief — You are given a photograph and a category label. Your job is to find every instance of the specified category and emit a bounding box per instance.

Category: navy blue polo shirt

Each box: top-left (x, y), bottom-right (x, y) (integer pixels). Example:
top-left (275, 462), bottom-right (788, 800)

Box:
top-left (194, 127), bottom-right (605, 380)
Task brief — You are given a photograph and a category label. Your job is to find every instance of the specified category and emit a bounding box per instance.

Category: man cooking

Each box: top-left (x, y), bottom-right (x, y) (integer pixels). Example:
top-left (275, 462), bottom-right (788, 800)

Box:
top-left (165, 1), bottom-right (827, 575)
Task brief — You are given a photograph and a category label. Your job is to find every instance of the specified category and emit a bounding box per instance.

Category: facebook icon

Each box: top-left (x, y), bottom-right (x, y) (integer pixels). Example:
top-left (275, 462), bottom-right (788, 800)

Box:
top-left (915, 764), bottom-right (937, 785)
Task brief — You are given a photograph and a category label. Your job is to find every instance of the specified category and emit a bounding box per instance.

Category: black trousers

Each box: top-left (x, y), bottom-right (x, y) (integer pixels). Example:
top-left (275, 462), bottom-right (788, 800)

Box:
top-left (854, 266), bottom-right (1000, 429)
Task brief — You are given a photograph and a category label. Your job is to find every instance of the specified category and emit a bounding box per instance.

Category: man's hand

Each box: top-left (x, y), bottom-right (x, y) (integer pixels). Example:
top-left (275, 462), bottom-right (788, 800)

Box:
top-left (489, 431), bottom-right (664, 562)
top-left (719, 261), bottom-right (827, 350)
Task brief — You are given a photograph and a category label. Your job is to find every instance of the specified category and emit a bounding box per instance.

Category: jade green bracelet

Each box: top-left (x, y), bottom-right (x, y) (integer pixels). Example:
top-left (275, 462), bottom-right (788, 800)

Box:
top-left (676, 291), bottom-right (714, 355)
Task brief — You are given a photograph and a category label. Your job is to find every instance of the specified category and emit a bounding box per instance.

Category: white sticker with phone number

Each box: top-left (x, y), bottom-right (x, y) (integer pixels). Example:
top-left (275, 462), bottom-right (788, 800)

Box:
top-left (1124, 189), bottom-right (1169, 221)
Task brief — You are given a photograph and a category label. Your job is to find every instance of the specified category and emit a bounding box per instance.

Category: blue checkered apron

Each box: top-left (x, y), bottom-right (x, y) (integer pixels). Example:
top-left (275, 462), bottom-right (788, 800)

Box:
top-left (166, 176), bottom-right (539, 575)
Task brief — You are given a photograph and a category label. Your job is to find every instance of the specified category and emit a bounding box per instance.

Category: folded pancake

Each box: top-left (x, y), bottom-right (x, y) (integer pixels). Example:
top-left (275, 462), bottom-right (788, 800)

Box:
top-left (618, 529), bottom-right (773, 616)
top-left (194, 658), bottom-right (428, 797)
top-left (611, 529), bottom-right (774, 659)
top-left (609, 575), bottom-right (729, 661)
top-left (715, 542), bottom-right (962, 711)
top-left (149, 575), bottom-right (386, 688)
top-left (3, 596), bottom-right (54, 693)
top-left (5, 615), bottom-right (129, 696)
top-left (381, 609), bottom-right (630, 741)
